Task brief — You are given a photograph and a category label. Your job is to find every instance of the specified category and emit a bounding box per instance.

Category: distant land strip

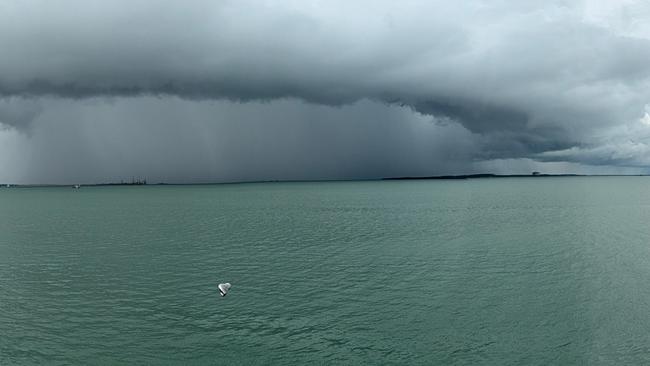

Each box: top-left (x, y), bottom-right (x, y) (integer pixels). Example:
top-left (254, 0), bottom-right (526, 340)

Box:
top-left (3, 173), bottom-right (650, 188)
top-left (382, 173), bottom-right (586, 180)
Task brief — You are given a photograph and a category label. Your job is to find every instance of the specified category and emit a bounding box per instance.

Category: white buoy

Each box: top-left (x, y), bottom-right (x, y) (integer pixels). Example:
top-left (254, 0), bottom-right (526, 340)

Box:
top-left (218, 283), bottom-right (231, 297)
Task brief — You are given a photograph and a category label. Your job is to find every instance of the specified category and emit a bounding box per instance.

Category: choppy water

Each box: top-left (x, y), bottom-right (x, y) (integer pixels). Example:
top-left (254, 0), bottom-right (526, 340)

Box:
top-left (2, 178), bottom-right (650, 364)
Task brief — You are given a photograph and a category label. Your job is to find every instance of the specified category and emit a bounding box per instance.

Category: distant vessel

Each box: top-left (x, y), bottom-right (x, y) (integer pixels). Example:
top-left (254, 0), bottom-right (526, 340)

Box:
top-left (73, 184), bottom-right (81, 189)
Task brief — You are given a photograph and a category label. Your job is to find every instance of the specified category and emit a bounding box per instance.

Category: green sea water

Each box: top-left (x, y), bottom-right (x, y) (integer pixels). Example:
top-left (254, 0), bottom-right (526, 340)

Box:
top-left (2, 177), bottom-right (650, 365)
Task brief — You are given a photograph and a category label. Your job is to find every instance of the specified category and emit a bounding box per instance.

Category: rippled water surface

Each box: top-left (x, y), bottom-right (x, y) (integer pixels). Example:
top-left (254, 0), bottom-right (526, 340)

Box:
top-left (3, 178), bottom-right (650, 364)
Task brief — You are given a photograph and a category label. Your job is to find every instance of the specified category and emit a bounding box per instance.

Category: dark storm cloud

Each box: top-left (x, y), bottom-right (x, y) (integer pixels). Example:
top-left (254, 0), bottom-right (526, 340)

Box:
top-left (2, 0), bottom-right (650, 180)
top-left (12, 98), bottom-right (477, 184)
top-left (0, 98), bottom-right (42, 129)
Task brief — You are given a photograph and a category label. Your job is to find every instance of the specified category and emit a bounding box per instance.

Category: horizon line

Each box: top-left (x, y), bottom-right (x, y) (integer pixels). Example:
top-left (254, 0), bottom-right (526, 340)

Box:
top-left (2, 173), bottom-right (650, 187)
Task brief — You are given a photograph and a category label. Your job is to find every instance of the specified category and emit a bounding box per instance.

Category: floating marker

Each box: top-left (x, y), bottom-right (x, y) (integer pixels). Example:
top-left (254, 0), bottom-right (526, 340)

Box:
top-left (218, 283), bottom-right (231, 297)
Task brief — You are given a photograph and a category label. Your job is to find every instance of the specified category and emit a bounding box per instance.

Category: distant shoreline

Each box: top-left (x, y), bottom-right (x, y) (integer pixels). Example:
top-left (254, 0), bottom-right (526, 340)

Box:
top-left (2, 173), bottom-right (649, 188)
top-left (382, 173), bottom-right (587, 180)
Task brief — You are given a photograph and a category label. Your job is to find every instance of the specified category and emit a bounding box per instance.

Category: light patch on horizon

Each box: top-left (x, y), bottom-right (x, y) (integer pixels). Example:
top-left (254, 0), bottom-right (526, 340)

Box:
top-left (641, 112), bottom-right (650, 126)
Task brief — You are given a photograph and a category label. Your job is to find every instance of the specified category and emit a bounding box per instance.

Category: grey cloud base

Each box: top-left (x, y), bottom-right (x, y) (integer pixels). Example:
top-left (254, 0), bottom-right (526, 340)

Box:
top-left (1, 97), bottom-right (645, 185)
top-left (3, 98), bottom-right (478, 184)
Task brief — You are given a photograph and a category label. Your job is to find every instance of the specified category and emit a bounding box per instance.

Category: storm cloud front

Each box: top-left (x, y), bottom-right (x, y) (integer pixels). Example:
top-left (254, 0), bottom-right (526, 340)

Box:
top-left (1, 0), bottom-right (650, 183)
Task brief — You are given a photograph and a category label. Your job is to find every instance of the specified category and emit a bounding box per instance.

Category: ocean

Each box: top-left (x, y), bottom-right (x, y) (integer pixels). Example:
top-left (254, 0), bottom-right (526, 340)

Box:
top-left (2, 177), bottom-right (650, 364)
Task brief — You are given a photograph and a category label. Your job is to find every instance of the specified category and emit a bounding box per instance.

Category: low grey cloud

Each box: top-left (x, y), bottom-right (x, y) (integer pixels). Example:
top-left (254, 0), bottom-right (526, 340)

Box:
top-left (1, 0), bottom-right (650, 182)
top-left (9, 98), bottom-right (479, 184)
top-left (0, 98), bottom-right (42, 130)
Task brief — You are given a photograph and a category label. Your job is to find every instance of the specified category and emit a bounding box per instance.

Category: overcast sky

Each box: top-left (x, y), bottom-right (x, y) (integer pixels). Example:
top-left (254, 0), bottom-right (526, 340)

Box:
top-left (1, 0), bottom-right (650, 183)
